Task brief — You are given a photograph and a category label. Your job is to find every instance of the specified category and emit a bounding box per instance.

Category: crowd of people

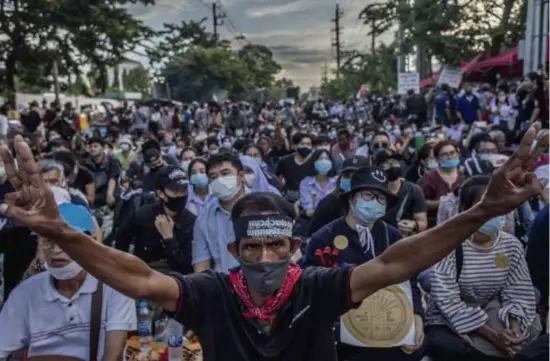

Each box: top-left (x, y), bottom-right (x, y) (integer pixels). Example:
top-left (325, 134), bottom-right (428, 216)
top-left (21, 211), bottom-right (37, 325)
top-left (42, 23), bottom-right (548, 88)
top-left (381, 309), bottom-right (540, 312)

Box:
top-left (0, 71), bottom-right (548, 361)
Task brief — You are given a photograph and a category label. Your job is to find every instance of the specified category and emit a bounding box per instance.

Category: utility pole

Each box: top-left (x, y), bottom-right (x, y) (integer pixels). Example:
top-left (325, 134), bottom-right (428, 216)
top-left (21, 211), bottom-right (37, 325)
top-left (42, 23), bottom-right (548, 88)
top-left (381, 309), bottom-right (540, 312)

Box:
top-left (331, 3), bottom-right (343, 77)
top-left (321, 63), bottom-right (328, 84)
top-left (212, 2), bottom-right (226, 43)
top-left (371, 18), bottom-right (376, 51)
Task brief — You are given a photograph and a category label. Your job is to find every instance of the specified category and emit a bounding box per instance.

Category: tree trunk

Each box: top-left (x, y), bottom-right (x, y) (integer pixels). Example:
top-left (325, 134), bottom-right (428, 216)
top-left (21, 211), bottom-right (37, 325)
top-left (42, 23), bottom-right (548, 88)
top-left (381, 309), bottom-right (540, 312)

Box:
top-left (490, 0), bottom-right (516, 55)
top-left (5, 52), bottom-right (17, 105)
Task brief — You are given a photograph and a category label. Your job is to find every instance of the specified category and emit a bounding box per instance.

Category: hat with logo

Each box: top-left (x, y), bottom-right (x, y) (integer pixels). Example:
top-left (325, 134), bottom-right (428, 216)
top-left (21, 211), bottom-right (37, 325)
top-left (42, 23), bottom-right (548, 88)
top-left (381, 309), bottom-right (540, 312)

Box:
top-left (339, 166), bottom-right (396, 201)
top-left (155, 166), bottom-right (189, 191)
top-left (373, 149), bottom-right (404, 167)
top-left (341, 155), bottom-right (370, 173)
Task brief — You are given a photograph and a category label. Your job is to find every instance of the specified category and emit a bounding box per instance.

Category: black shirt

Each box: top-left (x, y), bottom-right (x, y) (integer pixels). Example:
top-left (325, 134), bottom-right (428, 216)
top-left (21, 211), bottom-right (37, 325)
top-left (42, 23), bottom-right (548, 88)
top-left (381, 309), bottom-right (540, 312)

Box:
top-left (276, 154), bottom-right (314, 192)
top-left (385, 180), bottom-right (427, 224)
top-left (84, 154), bottom-right (121, 207)
top-left (71, 166), bottom-right (94, 195)
top-left (166, 266), bottom-right (356, 361)
top-left (309, 193), bottom-right (343, 236)
top-left (112, 203), bottom-right (195, 275)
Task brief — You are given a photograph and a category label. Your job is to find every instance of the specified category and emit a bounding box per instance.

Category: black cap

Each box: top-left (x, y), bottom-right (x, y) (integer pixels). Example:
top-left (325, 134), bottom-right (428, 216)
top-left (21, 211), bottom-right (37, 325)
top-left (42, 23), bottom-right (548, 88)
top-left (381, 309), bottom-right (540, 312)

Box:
top-left (144, 148), bottom-right (161, 164)
top-left (342, 155), bottom-right (370, 172)
top-left (155, 166), bottom-right (189, 191)
top-left (374, 149), bottom-right (404, 166)
top-left (340, 166), bottom-right (395, 199)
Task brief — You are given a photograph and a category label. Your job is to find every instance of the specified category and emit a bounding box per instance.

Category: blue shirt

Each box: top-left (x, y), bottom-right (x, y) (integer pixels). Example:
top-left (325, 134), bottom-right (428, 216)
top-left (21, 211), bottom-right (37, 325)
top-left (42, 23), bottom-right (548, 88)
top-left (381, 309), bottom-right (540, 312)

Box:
top-left (455, 95), bottom-right (480, 124)
top-left (192, 199), bottom-right (239, 273)
top-left (434, 93), bottom-right (450, 121)
top-left (299, 176), bottom-right (337, 211)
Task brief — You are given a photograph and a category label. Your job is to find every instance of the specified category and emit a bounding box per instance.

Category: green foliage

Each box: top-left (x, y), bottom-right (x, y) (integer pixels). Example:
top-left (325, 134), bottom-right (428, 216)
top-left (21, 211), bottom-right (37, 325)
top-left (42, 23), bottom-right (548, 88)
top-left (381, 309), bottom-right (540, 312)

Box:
top-left (162, 46), bottom-right (256, 102)
top-left (123, 67), bottom-right (152, 98)
top-left (0, 0), bottom-right (155, 101)
top-left (237, 44), bottom-right (281, 89)
top-left (322, 43), bottom-right (398, 99)
top-left (359, 0), bottom-right (526, 65)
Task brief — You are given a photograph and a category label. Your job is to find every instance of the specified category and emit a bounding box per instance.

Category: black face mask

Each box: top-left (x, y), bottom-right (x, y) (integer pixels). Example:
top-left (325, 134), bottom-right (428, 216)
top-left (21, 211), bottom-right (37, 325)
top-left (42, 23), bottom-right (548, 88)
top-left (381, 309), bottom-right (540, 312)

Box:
top-left (386, 166), bottom-right (402, 182)
top-left (163, 194), bottom-right (188, 212)
top-left (296, 147), bottom-right (312, 158)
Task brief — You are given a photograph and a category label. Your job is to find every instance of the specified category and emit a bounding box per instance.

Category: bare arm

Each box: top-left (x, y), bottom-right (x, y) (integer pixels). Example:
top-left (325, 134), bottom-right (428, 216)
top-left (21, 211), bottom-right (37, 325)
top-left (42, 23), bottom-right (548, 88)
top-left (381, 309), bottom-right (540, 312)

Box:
top-left (350, 204), bottom-right (486, 302)
top-left (85, 183), bottom-right (95, 205)
top-left (193, 260), bottom-right (211, 272)
top-left (103, 330), bottom-right (128, 361)
top-left (412, 212), bottom-right (427, 232)
top-left (53, 223), bottom-right (179, 311)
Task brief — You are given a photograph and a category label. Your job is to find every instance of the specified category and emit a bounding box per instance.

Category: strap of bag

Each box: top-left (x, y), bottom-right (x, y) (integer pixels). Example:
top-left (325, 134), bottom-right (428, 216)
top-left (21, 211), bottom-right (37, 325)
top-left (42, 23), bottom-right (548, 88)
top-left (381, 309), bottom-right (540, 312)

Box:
top-left (89, 282), bottom-right (103, 361)
top-left (455, 244), bottom-right (464, 282)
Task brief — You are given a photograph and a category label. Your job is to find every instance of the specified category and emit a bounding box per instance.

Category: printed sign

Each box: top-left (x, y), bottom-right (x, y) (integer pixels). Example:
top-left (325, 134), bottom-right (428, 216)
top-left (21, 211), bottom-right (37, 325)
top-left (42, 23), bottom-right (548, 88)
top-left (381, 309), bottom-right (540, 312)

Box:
top-left (438, 66), bottom-right (463, 89)
top-left (398, 72), bottom-right (420, 94)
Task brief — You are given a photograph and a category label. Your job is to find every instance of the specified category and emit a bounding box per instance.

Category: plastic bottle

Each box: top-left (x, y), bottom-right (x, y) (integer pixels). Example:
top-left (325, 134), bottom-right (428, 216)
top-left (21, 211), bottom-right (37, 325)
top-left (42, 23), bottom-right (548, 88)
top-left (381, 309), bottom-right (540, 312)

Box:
top-left (137, 301), bottom-right (153, 353)
top-left (166, 319), bottom-right (184, 361)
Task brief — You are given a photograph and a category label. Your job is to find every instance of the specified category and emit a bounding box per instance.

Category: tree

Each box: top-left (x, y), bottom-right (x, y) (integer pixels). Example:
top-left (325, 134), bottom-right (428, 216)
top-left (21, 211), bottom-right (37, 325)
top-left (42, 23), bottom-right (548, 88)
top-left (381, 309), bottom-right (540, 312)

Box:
top-left (146, 18), bottom-right (230, 68)
top-left (237, 44), bottom-right (281, 88)
top-left (0, 0), bottom-right (155, 102)
top-left (161, 46), bottom-right (255, 102)
top-left (122, 67), bottom-right (152, 97)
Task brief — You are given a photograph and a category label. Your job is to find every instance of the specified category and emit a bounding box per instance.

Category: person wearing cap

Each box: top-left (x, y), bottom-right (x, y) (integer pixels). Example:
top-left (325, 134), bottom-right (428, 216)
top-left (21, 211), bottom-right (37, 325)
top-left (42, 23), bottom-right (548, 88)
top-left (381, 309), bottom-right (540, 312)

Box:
top-left (302, 166), bottom-right (426, 361)
top-left (0, 203), bottom-right (136, 361)
top-left (83, 137), bottom-right (121, 208)
top-left (308, 155), bottom-right (370, 236)
top-left (1, 125), bottom-right (548, 361)
top-left (112, 166), bottom-right (195, 275)
top-left (374, 149), bottom-right (428, 235)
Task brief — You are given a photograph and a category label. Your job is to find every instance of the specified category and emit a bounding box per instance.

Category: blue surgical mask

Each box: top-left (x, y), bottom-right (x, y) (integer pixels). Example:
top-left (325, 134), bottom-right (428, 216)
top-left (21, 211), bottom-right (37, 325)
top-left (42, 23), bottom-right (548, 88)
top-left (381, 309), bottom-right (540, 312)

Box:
top-left (479, 154), bottom-right (490, 161)
top-left (478, 216), bottom-right (505, 236)
top-left (314, 159), bottom-right (332, 175)
top-left (439, 157), bottom-right (460, 169)
top-left (235, 129), bottom-right (243, 137)
top-left (427, 161), bottom-right (439, 169)
top-left (190, 173), bottom-right (209, 188)
top-left (353, 198), bottom-right (386, 224)
top-left (340, 178), bottom-right (351, 192)
top-left (0, 166), bottom-right (5, 178)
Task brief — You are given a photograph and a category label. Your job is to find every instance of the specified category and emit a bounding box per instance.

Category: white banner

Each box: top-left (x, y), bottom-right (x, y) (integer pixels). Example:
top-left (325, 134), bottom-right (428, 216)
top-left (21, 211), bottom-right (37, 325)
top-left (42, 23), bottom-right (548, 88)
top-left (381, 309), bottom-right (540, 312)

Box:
top-left (398, 72), bottom-right (420, 94)
top-left (438, 66), bottom-right (463, 89)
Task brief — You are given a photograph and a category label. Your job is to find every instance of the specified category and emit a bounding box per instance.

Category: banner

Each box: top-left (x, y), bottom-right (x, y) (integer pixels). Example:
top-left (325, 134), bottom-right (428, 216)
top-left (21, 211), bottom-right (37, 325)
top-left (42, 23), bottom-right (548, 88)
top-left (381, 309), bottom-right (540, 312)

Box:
top-left (438, 66), bottom-right (463, 89)
top-left (398, 72), bottom-right (420, 94)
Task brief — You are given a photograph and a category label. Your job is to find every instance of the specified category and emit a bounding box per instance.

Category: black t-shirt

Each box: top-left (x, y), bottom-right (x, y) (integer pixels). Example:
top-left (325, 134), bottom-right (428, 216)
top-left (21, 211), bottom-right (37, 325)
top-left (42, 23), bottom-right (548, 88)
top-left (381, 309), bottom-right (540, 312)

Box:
top-left (166, 267), bottom-right (356, 361)
top-left (385, 180), bottom-right (427, 223)
top-left (276, 154), bottom-right (314, 192)
top-left (72, 167), bottom-right (94, 194)
top-left (21, 111), bottom-right (42, 133)
top-left (309, 193), bottom-right (343, 236)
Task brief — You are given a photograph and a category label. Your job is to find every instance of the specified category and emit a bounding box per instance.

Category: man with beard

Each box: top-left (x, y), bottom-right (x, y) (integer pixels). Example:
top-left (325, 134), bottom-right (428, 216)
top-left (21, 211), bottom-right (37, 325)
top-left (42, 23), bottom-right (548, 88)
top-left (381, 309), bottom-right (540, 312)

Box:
top-left (0, 122), bottom-right (547, 361)
top-left (112, 166), bottom-right (194, 275)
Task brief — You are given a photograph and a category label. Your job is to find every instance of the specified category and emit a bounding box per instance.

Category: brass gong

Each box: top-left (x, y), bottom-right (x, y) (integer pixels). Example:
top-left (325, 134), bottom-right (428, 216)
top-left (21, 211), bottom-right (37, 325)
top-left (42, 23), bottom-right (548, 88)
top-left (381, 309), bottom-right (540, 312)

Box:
top-left (342, 285), bottom-right (414, 347)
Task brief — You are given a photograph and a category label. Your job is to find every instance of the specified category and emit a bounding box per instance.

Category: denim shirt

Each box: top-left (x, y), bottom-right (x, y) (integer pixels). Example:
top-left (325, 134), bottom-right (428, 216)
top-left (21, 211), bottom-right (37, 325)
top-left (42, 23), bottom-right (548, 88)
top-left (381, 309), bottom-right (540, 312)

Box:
top-left (299, 176), bottom-right (337, 212)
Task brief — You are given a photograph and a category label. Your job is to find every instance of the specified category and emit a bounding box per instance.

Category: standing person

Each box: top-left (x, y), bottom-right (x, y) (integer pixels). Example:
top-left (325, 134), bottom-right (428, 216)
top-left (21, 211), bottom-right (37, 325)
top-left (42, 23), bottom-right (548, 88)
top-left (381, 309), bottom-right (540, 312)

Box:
top-left (456, 84), bottom-right (482, 125)
top-left (112, 166), bottom-right (195, 275)
top-left (0, 124), bottom-right (546, 361)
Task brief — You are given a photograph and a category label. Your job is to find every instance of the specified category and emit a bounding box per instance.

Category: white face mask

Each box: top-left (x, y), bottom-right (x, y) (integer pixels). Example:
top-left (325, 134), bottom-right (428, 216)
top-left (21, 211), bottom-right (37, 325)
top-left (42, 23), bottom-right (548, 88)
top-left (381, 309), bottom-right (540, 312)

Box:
top-left (222, 141), bottom-right (232, 149)
top-left (244, 173), bottom-right (256, 188)
top-left (181, 160), bottom-right (190, 171)
top-left (44, 261), bottom-right (83, 280)
top-left (210, 175), bottom-right (241, 201)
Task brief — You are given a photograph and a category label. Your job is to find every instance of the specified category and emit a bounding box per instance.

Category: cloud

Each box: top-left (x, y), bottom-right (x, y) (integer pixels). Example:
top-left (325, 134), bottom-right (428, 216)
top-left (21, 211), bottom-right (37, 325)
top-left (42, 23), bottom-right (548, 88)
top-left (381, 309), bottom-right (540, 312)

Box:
top-left (245, 0), bottom-right (317, 18)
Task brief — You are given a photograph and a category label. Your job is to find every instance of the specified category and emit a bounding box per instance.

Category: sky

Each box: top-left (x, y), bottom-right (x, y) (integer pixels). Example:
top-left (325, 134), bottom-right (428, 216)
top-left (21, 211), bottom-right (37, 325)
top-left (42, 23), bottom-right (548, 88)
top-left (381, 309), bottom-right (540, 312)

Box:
top-left (126, 0), bottom-right (395, 90)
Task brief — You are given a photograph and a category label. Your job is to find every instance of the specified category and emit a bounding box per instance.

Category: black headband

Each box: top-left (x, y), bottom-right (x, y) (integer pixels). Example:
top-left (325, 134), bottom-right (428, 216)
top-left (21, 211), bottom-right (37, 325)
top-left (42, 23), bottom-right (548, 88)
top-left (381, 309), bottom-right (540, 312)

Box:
top-left (233, 215), bottom-right (293, 240)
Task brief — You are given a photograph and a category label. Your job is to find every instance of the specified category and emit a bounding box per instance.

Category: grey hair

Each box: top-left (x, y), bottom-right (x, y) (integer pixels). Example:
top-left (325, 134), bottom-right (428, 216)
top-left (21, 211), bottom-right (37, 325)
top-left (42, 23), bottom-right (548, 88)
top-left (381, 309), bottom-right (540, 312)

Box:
top-left (37, 159), bottom-right (65, 175)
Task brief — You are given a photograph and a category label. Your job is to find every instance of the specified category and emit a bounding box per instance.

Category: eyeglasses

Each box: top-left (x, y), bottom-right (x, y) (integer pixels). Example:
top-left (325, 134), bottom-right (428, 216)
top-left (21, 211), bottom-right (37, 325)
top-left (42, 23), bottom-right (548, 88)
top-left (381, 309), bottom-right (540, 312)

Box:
top-left (357, 190), bottom-right (387, 205)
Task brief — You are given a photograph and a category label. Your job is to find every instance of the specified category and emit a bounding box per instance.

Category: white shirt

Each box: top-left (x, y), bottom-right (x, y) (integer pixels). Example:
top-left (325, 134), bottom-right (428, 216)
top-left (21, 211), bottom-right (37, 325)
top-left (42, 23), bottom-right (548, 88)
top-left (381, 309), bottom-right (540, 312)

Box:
top-left (0, 272), bottom-right (136, 359)
top-left (0, 114), bottom-right (8, 138)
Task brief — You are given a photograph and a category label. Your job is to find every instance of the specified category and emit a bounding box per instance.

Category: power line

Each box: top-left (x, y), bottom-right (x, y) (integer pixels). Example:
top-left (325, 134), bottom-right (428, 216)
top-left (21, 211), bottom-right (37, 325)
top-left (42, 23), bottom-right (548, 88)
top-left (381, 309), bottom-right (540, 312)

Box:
top-left (331, 3), bottom-right (344, 77)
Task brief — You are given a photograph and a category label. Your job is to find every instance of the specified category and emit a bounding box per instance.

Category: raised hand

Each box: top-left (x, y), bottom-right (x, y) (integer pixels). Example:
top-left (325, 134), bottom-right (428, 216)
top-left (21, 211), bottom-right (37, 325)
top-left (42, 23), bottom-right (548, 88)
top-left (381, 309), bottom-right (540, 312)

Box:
top-left (0, 136), bottom-right (63, 237)
top-left (478, 122), bottom-right (548, 217)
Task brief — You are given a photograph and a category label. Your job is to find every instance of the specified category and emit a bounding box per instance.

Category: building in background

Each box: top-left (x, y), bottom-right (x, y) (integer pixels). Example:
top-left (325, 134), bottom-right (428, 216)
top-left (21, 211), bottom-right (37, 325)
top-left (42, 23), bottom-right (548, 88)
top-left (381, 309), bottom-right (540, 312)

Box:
top-left (523, 0), bottom-right (549, 74)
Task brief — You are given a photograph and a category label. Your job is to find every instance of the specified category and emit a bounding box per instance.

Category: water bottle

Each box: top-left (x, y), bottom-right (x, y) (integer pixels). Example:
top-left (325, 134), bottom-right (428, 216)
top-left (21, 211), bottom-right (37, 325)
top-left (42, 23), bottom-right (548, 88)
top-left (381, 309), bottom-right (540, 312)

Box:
top-left (137, 301), bottom-right (153, 353)
top-left (166, 319), bottom-right (184, 361)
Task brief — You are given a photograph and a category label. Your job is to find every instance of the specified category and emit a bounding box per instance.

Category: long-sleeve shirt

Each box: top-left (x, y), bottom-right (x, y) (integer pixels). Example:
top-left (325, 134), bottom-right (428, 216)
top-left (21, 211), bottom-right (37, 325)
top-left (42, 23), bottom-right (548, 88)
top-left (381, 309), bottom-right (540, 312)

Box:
top-left (112, 203), bottom-right (195, 275)
top-left (425, 231), bottom-right (536, 336)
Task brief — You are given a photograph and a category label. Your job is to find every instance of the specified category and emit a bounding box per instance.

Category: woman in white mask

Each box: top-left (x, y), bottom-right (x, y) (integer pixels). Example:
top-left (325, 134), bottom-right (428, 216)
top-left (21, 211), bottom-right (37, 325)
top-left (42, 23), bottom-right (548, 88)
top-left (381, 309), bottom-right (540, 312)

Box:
top-left (239, 155), bottom-right (280, 195)
top-left (0, 203), bottom-right (136, 361)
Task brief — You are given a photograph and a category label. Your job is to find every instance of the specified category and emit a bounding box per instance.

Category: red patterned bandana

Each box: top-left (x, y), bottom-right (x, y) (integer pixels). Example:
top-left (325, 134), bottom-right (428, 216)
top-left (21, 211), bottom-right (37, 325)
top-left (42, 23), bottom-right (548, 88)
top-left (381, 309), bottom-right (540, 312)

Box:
top-left (229, 263), bottom-right (302, 324)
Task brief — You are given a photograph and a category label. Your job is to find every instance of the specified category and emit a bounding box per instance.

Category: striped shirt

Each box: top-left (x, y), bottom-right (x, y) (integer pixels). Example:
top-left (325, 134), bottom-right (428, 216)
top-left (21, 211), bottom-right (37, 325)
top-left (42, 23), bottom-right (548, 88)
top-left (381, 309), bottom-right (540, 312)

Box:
top-left (425, 231), bottom-right (536, 337)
